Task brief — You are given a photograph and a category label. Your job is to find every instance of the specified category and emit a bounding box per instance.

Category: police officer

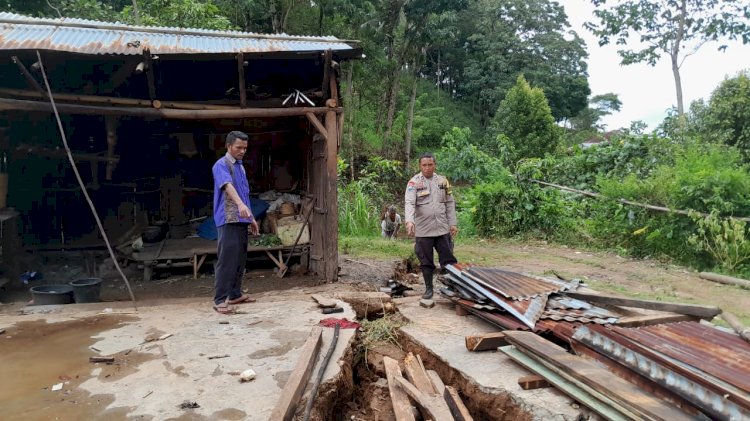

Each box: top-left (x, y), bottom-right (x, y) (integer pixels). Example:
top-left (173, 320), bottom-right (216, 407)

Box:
top-left (405, 153), bottom-right (458, 299)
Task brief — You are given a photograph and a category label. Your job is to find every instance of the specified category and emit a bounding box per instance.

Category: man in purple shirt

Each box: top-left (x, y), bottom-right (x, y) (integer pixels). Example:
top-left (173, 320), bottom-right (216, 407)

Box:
top-left (212, 131), bottom-right (259, 314)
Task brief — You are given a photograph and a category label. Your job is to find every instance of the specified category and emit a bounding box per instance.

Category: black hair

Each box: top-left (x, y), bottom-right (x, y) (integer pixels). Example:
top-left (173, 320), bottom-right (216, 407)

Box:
top-left (226, 131), bottom-right (249, 146)
top-left (419, 152), bottom-right (436, 164)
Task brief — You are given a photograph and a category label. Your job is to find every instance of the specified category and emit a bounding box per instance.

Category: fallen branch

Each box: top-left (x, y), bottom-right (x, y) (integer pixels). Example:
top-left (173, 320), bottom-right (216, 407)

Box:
top-left (720, 311), bottom-right (750, 343)
top-left (699, 272), bottom-right (750, 290)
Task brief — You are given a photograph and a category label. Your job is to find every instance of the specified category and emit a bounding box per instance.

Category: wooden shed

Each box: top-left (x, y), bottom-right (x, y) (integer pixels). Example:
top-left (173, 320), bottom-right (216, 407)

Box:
top-left (0, 13), bottom-right (360, 283)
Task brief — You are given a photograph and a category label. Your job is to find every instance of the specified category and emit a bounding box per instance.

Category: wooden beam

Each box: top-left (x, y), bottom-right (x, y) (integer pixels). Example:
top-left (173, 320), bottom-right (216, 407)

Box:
top-left (444, 386), bottom-right (474, 421)
top-left (143, 49), bottom-right (156, 101)
top-left (323, 109), bottom-right (338, 282)
top-left (322, 49), bottom-right (332, 100)
top-left (565, 291), bottom-right (721, 319)
top-left (403, 353), bottom-right (436, 394)
top-left (305, 112), bottom-right (329, 141)
top-left (465, 332), bottom-right (507, 352)
top-left (383, 357), bottom-right (416, 421)
top-left (517, 375), bottom-right (550, 390)
top-left (426, 370), bottom-right (445, 395)
top-left (615, 313), bottom-right (698, 327)
top-left (11, 56), bottom-right (45, 96)
top-left (269, 327), bottom-right (323, 421)
top-left (699, 272), bottom-right (750, 290)
top-left (0, 97), bottom-right (343, 119)
top-left (0, 87), bottom-right (237, 110)
top-left (720, 311), bottom-right (750, 343)
top-left (16, 143), bottom-right (119, 164)
top-left (393, 376), bottom-right (454, 421)
top-left (237, 53), bottom-right (247, 108)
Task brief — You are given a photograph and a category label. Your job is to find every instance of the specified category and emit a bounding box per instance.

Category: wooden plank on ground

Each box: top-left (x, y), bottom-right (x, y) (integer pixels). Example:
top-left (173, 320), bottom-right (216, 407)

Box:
top-left (426, 370), bottom-right (445, 395)
top-left (615, 313), bottom-right (699, 327)
top-left (565, 291), bottom-right (721, 319)
top-left (311, 294), bottom-right (337, 308)
top-left (444, 385), bottom-right (474, 421)
top-left (465, 332), bottom-right (507, 351)
top-left (269, 327), bottom-right (323, 421)
top-left (503, 331), bottom-right (694, 421)
top-left (383, 357), bottom-right (416, 421)
top-left (394, 376), bottom-right (454, 421)
top-left (403, 353), bottom-right (436, 394)
top-left (517, 375), bottom-right (550, 390)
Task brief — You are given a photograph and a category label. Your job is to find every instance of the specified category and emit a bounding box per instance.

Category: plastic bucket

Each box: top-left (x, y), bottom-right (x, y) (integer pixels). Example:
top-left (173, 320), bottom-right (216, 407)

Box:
top-left (69, 278), bottom-right (103, 303)
top-left (30, 285), bottom-right (74, 305)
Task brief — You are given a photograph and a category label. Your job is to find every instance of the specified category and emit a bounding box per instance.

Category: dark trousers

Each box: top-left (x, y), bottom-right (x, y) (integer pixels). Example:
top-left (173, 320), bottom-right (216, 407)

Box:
top-left (214, 223), bottom-right (248, 305)
top-left (415, 234), bottom-right (457, 275)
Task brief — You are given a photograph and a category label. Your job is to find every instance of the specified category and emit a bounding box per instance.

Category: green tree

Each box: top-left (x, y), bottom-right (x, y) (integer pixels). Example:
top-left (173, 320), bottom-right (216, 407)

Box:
top-left (570, 92), bottom-right (622, 131)
top-left (700, 71), bottom-right (750, 157)
top-left (120, 0), bottom-right (234, 29)
top-left (586, 0), bottom-right (750, 115)
top-left (491, 75), bottom-right (560, 163)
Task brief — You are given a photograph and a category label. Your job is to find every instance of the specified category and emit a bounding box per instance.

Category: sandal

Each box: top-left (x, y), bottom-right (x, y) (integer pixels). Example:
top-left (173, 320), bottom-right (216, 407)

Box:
top-left (213, 303), bottom-right (236, 314)
top-left (227, 294), bottom-right (256, 305)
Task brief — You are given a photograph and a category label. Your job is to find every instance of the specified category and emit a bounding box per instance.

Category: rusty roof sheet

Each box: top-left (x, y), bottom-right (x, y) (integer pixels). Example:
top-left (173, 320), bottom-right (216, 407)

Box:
top-left (614, 322), bottom-right (750, 394)
top-left (464, 266), bottom-right (569, 300)
top-left (0, 12), bottom-right (358, 56)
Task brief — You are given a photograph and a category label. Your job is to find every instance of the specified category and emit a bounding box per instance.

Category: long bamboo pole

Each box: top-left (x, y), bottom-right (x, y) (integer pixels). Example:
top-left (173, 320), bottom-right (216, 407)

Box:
top-left (529, 179), bottom-right (750, 222)
top-left (0, 97), bottom-right (342, 119)
top-left (35, 50), bottom-right (138, 310)
top-left (0, 87), bottom-right (237, 110)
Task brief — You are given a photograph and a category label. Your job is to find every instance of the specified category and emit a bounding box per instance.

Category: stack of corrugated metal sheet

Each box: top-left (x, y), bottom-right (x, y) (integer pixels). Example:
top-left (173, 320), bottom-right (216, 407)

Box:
top-left (571, 322), bottom-right (750, 420)
top-left (440, 264), bottom-right (621, 330)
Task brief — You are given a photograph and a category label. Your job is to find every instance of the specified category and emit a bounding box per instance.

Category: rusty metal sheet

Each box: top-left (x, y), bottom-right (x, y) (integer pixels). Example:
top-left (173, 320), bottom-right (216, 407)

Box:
top-left (614, 322), bottom-right (750, 394)
top-left (0, 12), bottom-right (357, 56)
top-left (465, 266), bottom-right (567, 300)
top-left (573, 324), bottom-right (750, 420)
top-left (541, 308), bottom-right (618, 324)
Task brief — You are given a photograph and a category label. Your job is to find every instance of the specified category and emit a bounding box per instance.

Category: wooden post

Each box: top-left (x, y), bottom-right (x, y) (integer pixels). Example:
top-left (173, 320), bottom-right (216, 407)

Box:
top-left (143, 49), bottom-right (156, 101)
top-left (105, 116), bottom-right (118, 180)
top-left (324, 109), bottom-right (338, 282)
top-left (322, 50), bottom-right (332, 99)
top-left (237, 53), bottom-right (247, 108)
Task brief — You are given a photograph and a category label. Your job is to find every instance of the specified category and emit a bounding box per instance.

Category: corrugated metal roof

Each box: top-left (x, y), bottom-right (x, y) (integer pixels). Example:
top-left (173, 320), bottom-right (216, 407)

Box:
top-left (464, 266), bottom-right (568, 300)
top-left (0, 12), bottom-right (358, 56)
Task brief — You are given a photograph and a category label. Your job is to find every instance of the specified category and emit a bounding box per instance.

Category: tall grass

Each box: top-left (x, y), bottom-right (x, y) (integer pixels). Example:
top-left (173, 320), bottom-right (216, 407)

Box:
top-left (339, 180), bottom-right (380, 236)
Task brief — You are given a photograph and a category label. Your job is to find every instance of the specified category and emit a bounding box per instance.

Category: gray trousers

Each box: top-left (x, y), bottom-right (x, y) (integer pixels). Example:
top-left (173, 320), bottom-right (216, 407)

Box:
top-left (415, 233), bottom-right (457, 275)
top-left (214, 223), bottom-right (248, 305)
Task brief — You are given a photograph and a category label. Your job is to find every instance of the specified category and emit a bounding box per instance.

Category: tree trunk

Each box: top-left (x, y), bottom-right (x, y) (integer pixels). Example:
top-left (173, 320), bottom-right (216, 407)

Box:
top-left (383, 63), bottom-right (401, 151)
top-left (131, 0), bottom-right (141, 25)
top-left (673, 0), bottom-right (687, 115)
top-left (404, 74), bottom-right (417, 169)
top-left (345, 62), bottom-right (355, 180)
top-left (318, 1), bottom-right (324, 36)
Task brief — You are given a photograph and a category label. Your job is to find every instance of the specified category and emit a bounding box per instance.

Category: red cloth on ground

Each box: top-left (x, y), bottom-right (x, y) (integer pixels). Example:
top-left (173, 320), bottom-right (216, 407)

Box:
top-left (318, 318), bottom-right (361, 329)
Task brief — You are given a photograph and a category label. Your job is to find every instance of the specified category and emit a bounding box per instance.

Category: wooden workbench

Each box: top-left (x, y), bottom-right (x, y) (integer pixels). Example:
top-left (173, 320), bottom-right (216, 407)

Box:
top-left (131, 237), bottom-right (310, 281)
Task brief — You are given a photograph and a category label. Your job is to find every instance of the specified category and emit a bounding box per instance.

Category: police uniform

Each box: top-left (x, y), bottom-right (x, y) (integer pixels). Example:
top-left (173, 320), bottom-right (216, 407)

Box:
top-left (404, 172), bottom-right (458, 298)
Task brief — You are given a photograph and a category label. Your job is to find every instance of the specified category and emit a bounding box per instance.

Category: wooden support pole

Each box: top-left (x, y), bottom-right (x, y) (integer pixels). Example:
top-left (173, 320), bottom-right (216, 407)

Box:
top-left (565, 291), bottom-right (721, 319)
top-left (720, 311), bottom-right (750, 343)
top-left (11, 56), bottom-right (46, 96)
top-left (269, 327), bottom-right (323, 421)
top-left (143, 49), bottom-right (156, 101)
top-left (0, 97), bottom-right (342, 119)
top-left (324, 109), bottom-right (338, 282)
top-left (699, 272), bottom-right (750, 290)
top-left (237, 52), bottom-right (247, 108)
top-left (305, 112), bottom-right (329, 142)
top-left (322, 50), bottom-right (331, 100)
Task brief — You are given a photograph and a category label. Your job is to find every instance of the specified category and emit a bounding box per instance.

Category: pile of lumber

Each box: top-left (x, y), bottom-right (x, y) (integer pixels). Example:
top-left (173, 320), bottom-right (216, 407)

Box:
top-left (383, 353), bottom-right (472, 421)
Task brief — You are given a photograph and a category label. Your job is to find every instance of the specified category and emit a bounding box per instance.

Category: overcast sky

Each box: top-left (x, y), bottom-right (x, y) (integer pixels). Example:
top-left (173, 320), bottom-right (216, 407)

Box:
top-left (561, 0), bottom-right (750, 131)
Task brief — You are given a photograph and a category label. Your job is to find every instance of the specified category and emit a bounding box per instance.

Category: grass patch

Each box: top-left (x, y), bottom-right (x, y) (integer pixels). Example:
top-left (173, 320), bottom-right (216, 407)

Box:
top-left (360, 314), bottom-right (406, 350)
top-left (340, 236), bottom-right (414, 259)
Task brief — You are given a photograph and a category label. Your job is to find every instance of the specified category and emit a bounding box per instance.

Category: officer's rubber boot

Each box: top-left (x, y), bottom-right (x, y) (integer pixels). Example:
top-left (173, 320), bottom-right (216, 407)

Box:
top-left (422, 270), bottom-right (434, 299)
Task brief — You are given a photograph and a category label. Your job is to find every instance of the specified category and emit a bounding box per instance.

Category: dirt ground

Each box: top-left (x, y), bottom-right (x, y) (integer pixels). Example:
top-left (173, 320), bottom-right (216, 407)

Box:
top-left (2, 239), bottom-right (748, 324)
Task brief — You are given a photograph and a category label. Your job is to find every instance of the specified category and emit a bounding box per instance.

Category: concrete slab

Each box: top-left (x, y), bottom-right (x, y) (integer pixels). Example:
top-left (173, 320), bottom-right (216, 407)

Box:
top-left (396, 295), bottom-right (586, 420)
top-left (0, 289), bottom-right (357, 420)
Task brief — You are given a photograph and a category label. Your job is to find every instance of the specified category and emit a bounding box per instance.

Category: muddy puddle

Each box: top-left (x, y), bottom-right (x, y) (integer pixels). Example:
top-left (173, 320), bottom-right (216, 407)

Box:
top-left (0, 314), bottom-right (155, 420)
